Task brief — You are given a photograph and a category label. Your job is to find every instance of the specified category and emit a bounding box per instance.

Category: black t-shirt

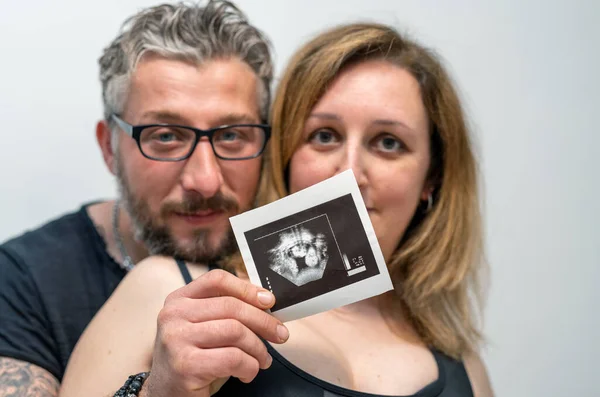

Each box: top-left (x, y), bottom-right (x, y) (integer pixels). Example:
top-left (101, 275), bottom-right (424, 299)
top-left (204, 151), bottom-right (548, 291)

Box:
top-left (0, 203), bottom-right (125, 381)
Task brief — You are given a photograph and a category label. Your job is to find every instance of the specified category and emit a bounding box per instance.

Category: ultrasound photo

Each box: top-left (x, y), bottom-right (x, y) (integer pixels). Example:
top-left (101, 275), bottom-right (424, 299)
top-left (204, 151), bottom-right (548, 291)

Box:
top-left (244, 193), bottom-right (380, 312)
top-left (230, 170), bottom-right (393, 322)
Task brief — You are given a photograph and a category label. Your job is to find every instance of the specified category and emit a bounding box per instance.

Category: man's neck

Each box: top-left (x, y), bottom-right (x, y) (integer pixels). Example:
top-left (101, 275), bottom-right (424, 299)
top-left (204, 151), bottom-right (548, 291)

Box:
top-left (86, 201), bottom-right (149, 267)
top-left (114, 202), bottom-right (149, 264)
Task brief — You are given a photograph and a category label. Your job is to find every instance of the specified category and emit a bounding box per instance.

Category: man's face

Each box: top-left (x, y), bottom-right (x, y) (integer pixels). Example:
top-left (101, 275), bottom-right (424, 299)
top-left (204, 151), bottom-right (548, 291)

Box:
top-left (113, 55), bottom-right (263, 263)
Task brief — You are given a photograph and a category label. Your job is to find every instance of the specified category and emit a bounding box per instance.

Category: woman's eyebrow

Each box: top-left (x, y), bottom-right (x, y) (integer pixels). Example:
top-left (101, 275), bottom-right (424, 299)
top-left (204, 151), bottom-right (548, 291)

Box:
top-left (373, 119), bottom-right (411, 129)
top-left (308, 112), bottom-right (341, 121)
top-left (372, 119), bottom-right (418, 136)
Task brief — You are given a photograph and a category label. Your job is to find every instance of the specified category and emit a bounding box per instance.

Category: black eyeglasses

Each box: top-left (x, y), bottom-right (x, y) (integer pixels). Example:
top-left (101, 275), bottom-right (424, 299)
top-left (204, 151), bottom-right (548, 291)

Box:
top-left (111, 114), bottom-right (271, 161)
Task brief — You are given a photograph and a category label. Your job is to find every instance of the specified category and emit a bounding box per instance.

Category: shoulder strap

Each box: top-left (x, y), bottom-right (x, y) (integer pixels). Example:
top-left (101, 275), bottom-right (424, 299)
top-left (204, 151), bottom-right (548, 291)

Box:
top-left (175, 258), bottom-right (193, 284)
top-left (175, 258), bottom-right (220, 285)
top-left (431, 349), bottom-right (474, 396)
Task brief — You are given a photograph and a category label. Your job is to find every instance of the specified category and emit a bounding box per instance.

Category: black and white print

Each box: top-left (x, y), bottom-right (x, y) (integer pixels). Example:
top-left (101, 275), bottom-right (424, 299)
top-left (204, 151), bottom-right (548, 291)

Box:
top-left (244, 194), bottom-right (380, 312)
top-left (230, 170), bottom-right (393, 322)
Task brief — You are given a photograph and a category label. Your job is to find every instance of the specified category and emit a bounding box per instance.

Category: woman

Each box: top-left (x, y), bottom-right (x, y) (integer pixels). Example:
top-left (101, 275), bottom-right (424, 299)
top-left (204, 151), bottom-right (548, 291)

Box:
top-left (60, 22), bottom-right (493, 396)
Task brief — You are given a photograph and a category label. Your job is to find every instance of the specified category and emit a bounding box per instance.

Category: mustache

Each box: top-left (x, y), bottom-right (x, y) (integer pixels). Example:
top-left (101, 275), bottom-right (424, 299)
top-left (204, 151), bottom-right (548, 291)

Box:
top-left (160, 191), bottom-right (239, 215)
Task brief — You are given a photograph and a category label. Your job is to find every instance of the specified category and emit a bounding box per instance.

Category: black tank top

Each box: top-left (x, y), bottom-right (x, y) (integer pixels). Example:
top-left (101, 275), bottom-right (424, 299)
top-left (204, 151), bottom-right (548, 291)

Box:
top-left (175, 259), bottom-right (474, 397)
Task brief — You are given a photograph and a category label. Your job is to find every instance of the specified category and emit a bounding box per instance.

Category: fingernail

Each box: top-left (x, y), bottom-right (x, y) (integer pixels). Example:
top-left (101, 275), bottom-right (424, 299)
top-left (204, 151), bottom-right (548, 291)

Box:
top-left (264, 354), bottom-right (273, 369)
top-left (257, 291), bottom-right (274, 306)
top-left (277, 324), bottom-right (289, 342)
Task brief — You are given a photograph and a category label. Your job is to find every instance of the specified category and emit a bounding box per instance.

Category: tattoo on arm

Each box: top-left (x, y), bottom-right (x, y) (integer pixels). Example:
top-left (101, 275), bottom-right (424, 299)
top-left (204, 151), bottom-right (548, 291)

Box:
top-left (0, 357), bottom-right (59, 397)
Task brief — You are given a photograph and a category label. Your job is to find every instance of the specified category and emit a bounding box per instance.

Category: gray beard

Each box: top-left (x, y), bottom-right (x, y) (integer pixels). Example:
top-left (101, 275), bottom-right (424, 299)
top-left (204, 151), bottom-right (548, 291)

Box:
top-left (114, 156), bottom-right (240, 264)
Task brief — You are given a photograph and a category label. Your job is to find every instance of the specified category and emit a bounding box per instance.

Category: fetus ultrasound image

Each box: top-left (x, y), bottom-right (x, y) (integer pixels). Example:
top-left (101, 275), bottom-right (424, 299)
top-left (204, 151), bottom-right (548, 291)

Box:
top-left (244, 194), bottom-right (380, 312)
top-left (267, 224), bottom-right (329, 287)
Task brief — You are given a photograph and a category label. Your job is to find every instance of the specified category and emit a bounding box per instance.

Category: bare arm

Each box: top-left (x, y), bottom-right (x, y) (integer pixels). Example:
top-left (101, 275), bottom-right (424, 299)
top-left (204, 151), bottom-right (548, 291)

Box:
top-left (62, 258), bottom-right (286, 397)
top-left (60, 256), bottom-right (193, 397)
top-left (0, 357), bottom-right (59, 397)
top-left (464, 351), bottom-right (495, 397)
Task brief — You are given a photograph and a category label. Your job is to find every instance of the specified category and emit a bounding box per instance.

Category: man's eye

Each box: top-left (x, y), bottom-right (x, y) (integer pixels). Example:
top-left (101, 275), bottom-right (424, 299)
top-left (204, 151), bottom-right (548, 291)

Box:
top-left (144, 127), bottom-right (189, 143)
top-left (215, 127), bottom-right (256, 143)
top-left (156, 133), bottom-right (176, 142)
top-left (219, 131), bottom-right (240, 141)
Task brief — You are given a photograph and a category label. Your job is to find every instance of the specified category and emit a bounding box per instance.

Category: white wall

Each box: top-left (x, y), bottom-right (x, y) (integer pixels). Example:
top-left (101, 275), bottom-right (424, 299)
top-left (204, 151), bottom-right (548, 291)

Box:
top-left (1, 0), bottom-right (598, 395)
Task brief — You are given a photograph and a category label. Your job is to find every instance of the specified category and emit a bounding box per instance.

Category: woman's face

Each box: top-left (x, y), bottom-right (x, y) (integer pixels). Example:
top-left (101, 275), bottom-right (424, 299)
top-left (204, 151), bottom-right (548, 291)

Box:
top-left (288, 60), bottom-right (433, 262)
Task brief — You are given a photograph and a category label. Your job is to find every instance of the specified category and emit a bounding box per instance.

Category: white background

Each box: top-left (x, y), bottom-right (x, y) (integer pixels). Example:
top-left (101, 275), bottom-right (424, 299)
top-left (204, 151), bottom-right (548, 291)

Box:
top-left (0, 0), bottom-right (598, 395)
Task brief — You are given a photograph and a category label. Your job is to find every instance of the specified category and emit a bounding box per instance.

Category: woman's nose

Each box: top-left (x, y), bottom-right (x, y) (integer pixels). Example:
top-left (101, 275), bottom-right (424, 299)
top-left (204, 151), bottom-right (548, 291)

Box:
top-left (336, 141), bottom-right (368, 189)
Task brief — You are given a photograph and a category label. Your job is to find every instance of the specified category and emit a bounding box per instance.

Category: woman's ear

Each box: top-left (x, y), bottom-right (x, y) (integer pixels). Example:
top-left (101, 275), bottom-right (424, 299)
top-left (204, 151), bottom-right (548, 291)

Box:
top-left (420, 182), bottom-right (435, 202)
top-left (96, 120), bottom-right (117, 175)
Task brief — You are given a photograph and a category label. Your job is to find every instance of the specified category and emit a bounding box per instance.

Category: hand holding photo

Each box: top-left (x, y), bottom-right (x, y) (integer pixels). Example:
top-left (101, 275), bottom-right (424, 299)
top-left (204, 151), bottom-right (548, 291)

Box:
top-left (229, 170), bottom-right (393, 322)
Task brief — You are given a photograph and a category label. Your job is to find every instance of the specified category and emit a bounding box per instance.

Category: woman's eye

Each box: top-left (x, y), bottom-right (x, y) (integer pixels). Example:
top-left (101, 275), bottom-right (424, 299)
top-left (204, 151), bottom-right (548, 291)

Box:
top-left (374, 135), bottom-right (404, 153)
top-left (309, 129), bottom-right (339, 145)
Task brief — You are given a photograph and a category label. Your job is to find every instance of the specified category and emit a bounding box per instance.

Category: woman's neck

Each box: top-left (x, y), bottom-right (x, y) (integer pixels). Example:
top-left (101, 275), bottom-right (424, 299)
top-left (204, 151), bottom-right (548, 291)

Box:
top-left (323, 292), bottom-right (423, 344)
top-left (329, 295), bottom-right (384, 320)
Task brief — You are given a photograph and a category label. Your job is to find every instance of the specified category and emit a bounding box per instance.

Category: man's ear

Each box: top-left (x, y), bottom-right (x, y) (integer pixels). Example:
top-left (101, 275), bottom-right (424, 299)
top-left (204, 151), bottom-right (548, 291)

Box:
top-left (96, 120), bottom-right (117, 175)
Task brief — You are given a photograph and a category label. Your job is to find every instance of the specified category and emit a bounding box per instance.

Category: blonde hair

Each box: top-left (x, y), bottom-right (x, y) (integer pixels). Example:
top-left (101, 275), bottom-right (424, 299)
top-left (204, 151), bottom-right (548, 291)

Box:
top-left (261, 22), bottom-right (487, 358)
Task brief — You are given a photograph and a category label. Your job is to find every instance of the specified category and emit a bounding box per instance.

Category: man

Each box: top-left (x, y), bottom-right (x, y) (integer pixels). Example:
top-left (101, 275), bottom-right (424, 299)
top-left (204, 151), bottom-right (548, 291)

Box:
top-left (0, 1), bottom-right (274, 395)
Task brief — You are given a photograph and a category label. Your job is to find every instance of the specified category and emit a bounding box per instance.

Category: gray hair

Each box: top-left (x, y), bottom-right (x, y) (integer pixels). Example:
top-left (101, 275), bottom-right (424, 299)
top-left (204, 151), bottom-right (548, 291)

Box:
top-left (99, 0), bottom-right (273, 138)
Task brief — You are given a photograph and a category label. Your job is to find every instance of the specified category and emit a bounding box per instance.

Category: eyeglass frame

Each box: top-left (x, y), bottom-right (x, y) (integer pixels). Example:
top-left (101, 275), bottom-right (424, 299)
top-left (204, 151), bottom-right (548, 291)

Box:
top-left (111, 114), bottom-right (271, 162)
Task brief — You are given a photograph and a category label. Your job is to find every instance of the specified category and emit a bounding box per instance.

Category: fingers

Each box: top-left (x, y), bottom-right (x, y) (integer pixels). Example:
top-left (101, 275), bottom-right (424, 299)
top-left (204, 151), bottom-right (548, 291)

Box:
top-left (184, 319), bottom-right (272, 370)
top-left (192, 347), bottom-right (263, 384)
top-left (163, 269), bottom-right (289, 344)
top-left (163, 346), bottom-right (263, 391)
top-left (173, 269), bottom-right (275, 310)
top-left (161, 295), bottom-right (289, 344)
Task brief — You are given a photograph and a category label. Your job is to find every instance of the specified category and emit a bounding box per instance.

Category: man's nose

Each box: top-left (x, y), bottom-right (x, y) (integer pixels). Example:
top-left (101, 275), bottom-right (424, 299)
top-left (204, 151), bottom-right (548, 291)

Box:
top-left (179, 139), bottom-right (223, 197)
